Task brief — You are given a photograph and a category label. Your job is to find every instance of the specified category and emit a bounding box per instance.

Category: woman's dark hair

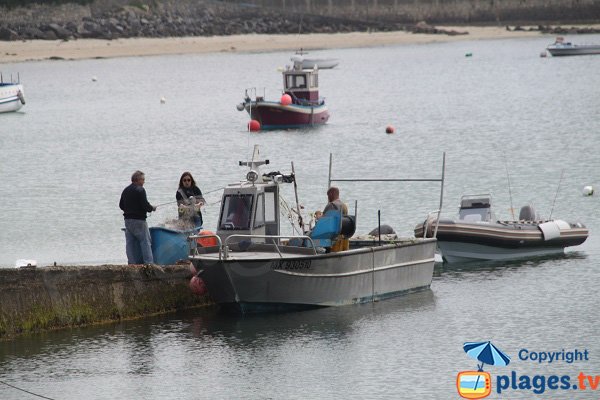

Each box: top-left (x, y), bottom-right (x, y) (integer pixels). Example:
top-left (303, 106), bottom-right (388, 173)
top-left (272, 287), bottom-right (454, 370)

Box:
top-left (178, 171), bottom-right (196, 189)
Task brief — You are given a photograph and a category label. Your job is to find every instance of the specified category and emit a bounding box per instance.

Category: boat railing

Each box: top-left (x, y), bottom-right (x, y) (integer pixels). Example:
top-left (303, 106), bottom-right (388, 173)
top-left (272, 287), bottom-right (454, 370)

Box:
top-left (188, 233), bottom-right (223, 259)
top-left (222, 234), bottom-right (318, 259)
top-left (189, 233), bottom-right (318, 260)
top-left (424, 210), bottom-right (441, 238)
top-left (244, 87), bottom-right (269, 102)
top-left (287, 91), bottom-right (323, 107)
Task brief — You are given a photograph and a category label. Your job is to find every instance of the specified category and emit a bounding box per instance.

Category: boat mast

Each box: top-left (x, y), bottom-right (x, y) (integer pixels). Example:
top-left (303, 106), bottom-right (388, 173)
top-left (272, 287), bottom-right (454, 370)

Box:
top-left (291, 161), bottom-right (304, 232)
top-left (549, 169), bottom-right (564, 220)
top-left (503, 154), bottom-right (515, 220)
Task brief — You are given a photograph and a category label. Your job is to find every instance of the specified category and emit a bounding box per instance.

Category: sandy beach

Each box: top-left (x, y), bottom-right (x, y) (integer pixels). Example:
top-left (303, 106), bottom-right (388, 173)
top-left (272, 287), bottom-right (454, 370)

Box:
top-left (0, 26), bottom-right (553, 63)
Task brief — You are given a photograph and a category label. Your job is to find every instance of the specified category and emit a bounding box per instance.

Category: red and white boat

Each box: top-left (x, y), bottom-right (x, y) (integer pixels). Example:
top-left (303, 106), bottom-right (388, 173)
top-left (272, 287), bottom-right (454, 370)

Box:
top-left (237, 60), bottom-right (329, 130)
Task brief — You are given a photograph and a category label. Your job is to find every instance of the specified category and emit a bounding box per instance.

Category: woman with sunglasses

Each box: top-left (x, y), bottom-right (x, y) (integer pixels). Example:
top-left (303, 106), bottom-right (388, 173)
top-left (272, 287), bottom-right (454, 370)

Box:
top-left (176, 172), bottom-right (205, 228)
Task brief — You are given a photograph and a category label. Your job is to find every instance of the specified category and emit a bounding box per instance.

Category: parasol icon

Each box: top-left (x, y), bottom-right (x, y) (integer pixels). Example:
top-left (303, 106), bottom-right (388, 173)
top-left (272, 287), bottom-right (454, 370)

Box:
top-left (463, 341), bottom-right (511, 371)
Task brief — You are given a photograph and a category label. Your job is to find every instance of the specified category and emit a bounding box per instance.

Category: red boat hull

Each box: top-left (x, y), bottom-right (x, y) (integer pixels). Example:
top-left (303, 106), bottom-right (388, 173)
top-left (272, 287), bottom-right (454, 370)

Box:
top-left (246, 101), bottom-right (329, 130)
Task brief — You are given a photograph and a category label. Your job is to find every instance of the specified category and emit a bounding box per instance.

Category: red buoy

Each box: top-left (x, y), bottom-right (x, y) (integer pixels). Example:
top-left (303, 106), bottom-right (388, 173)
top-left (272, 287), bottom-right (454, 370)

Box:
top-left (189, 276), bottom-right (208, 296)
top-left (248, 119), bottom-right (261, 131)
top-left (280, 94), bottom-right (292, 105)
top-left (385, 125), bottom-right (395, 134)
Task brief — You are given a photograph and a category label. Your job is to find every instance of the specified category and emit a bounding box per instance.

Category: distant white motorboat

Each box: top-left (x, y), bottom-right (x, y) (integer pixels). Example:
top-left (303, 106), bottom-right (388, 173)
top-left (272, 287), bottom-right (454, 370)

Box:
top-left (546, 36), bottom-right (600, 56)
top-left (290, 49), bottom-right (339, 69)
top-left (15, 259), bottom-right (37, 268)
top-left (0, 74), bottom-right (26, 113)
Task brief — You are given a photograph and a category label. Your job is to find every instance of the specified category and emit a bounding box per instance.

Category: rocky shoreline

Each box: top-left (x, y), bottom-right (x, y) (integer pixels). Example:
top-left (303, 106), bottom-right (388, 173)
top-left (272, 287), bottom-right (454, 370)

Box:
top-left (1, 0), bottom-right (600, 42)
top-left (0, 2), bottom-right (469, 42)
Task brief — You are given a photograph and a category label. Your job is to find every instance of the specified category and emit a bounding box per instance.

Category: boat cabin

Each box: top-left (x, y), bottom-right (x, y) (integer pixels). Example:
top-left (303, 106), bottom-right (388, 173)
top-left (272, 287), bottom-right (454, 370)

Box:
top-left (458, 194), bottom-right (495, 222)
top-left (282, 64), bottom-right (320, 104)
top-left (215, 148), bottom-right (283, 244)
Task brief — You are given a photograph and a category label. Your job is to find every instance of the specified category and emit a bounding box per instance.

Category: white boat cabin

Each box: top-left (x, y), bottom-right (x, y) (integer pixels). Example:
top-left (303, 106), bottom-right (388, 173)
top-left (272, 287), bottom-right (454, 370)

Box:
top-left (215, 150), bottom-right (282, 244)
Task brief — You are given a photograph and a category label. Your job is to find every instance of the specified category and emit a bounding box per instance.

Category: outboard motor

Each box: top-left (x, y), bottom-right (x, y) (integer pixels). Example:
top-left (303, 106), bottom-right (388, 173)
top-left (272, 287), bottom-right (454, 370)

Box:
top-left (519, 204), bottom-right (537, 221)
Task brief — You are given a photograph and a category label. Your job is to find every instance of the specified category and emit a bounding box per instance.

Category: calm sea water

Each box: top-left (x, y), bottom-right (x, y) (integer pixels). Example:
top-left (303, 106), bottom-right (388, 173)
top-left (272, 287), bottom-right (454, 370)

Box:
top-left (1, 34), bottom-right (600, 399)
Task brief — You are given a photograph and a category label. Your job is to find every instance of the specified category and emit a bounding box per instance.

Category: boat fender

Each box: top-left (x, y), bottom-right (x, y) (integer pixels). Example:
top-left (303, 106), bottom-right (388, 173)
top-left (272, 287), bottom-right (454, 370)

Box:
top-left (189, 275), bottom-right (208, 296)
top-left (280, 94), bottom-right (292, 105)
top-left (17, 90), bottom-right (25, 105)
top-left (341, 215), bottom-right (357, 238)
top-left (236, 103), bottom-right (245, 111)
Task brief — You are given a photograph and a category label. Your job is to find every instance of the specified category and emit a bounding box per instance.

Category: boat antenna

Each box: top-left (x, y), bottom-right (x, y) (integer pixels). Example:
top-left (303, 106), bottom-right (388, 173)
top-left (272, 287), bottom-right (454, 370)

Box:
top-left (549, 169), bottom-right (564, 220)
top-left (291, 161), bottom-right (304, 232)
top-left (503, 154), bottom-right (515, 220)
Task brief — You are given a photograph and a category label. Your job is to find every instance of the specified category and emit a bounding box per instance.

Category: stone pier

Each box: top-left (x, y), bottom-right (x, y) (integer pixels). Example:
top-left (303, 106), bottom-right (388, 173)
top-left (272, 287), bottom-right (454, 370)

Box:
top-left (0, 264), bottom-right (209, 339)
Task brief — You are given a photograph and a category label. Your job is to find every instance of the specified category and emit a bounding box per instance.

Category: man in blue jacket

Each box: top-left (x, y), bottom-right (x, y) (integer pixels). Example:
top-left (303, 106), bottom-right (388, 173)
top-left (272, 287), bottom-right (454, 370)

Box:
top-left (119, 170), bottom-right (157, 264)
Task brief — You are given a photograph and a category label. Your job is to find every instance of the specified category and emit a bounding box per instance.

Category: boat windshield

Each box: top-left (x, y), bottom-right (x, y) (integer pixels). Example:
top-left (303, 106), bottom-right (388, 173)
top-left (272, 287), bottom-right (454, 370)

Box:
top-left (219, 194), bottom-right (253, 230)
top-left (458, 207), bottom-right (491, 222)
top-left (286, 74), bottom-right (307, 89)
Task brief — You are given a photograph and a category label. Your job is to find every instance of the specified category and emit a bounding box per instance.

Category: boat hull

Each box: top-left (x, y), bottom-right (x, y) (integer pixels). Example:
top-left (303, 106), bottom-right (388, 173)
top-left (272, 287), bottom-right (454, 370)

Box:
top-left (0, 83), bottom-right (25, 113)
top-left (246, 101), bottom-right (329, 130)
top-left (547, 45), bottom-right (600, 56)
top-left (191, 239), bottom-right (436, 312)
top-left (437, 241), bottom-right (567, 264)
top-left (415, 220), bottom-right (588, 264)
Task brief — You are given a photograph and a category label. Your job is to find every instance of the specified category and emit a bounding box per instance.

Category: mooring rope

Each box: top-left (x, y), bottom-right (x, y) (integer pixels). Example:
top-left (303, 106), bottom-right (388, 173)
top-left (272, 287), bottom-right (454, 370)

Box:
top-left (0, 379), bottom-right (56, 400)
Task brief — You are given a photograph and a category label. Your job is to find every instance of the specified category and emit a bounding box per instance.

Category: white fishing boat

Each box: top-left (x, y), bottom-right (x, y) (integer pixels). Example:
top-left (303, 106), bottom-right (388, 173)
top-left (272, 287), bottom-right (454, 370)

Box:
top-left (0, 74), bottom-right (26, 113)
top-left (546, 36), bottom-right (600, 56)
top-left (414, 194), bottom-right (588, 264)
top-left (188, 146), bottom-right (445, 313)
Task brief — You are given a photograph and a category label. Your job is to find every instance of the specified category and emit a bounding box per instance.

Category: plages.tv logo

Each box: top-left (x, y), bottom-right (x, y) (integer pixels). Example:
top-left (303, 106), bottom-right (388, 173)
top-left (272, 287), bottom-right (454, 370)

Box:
top-left (457, 341), bottom-right (511, 399)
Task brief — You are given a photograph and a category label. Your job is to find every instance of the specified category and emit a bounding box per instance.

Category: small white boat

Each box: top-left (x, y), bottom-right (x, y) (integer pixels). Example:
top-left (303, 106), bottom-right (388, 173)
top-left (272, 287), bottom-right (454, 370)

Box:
top-left (414, 194), bottom-right (589, 264)
top-left (290, 49), bottom-right (339, 69)
top-left (188, 146), bottom-right (445, 313)
top-left (0, 74), bottom-right (26, 113)
top-left (546, 36), bottom-right (600, 56)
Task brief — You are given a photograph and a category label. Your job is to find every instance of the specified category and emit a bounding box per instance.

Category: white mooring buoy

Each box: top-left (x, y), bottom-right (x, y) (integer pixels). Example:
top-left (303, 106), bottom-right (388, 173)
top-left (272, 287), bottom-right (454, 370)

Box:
top-left (583, 186), bottom-right (594, 196)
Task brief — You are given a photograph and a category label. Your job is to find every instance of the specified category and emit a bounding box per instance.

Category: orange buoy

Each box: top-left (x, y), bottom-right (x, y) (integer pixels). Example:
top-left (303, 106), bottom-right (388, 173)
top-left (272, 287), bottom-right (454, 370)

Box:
top-left (385, 125), bottom-right (395, 134)
top-left (280, 94), bottom-right (292, 105)
top-left (197, 230), bottom-right (218, 247)
top-left (248, 119), bottom-right (261, 131)
top-left (189, 276), bottom-right (208, 296)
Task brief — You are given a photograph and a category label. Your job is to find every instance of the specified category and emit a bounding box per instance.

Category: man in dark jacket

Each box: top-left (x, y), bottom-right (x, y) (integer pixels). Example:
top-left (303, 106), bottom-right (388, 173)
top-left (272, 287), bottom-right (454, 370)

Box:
top-left (119, 170), bottom-right (156, 264)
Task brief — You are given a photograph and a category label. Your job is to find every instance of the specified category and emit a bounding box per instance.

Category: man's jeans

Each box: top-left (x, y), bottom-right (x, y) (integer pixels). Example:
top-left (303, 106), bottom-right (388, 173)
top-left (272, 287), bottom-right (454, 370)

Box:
top-left (124, 219), bottom-right (154, 264)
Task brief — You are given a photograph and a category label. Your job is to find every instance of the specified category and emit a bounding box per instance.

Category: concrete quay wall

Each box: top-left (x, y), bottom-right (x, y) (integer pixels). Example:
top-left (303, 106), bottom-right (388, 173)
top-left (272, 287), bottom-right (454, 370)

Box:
top-left (0, 264), bottom-right (208, 339)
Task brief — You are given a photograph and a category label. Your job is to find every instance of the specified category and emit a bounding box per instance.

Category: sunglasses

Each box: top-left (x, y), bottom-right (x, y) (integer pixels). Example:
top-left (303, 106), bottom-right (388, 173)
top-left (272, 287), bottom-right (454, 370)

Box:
top-left (183, 178), bottom-right (192, 182)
